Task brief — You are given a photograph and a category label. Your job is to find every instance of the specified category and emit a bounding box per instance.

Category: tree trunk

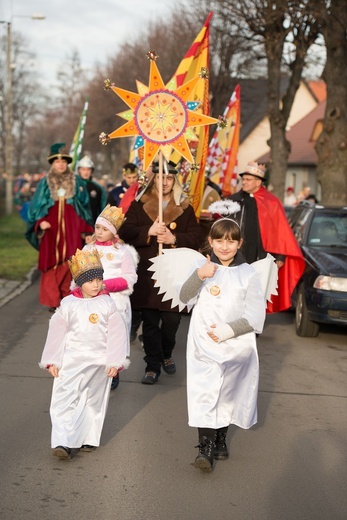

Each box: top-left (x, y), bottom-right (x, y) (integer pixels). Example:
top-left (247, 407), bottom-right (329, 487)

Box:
top-left (315, 1), bottom-right (347, 206)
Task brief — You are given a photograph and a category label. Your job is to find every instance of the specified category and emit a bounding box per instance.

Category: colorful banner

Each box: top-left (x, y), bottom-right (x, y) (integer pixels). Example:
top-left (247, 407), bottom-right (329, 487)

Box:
top-left (70, 100), bottom-right (89, 171)
top-left (169, 12), bottom-right (213, 217)
top-left (206, 85), bottom-right (240, 197)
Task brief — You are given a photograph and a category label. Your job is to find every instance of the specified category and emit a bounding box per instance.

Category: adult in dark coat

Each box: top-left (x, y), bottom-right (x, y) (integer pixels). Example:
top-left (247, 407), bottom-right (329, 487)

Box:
top-left (119, 161), bottom-right (203, 384)
top-left (227, 160), bottom-right (305, 313)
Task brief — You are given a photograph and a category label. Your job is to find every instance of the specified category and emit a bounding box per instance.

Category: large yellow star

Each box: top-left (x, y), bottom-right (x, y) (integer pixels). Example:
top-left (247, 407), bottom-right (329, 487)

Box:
top-left (100, 55), bottom-right (218, 171)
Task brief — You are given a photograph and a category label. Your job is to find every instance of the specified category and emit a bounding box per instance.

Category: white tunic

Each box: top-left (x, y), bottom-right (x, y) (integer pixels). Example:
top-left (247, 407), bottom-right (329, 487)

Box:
top-left (40, 294), bottom-right (128, 449)
top-left (186, 263), bottom-right (265, 430)
top-left (83, 242), bottom-right (138, 336)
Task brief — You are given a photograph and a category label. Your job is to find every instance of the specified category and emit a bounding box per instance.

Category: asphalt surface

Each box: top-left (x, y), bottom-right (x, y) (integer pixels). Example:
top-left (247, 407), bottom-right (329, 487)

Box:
top-left (0, 276), bottom-right (346, 520)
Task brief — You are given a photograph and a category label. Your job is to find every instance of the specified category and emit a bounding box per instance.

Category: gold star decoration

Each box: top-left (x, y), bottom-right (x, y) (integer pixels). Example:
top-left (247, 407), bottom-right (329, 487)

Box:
top-left (99, 53), bottom-right (219, 171)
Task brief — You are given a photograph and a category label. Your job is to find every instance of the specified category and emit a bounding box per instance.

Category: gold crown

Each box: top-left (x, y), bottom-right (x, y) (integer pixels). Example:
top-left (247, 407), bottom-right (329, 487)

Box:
top-left (122, 167), bottom-right (138, 175)
top-left (68, 249), bottom-right (103, 281)
top-left (245, 161), bottom-right (266, 178)
top-left (99, 204), bottom-right (125, 231)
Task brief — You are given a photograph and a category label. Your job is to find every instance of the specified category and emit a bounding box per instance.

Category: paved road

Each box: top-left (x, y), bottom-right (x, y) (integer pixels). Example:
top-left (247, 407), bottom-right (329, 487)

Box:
top-left (0, 278), bottom-right (346, 520)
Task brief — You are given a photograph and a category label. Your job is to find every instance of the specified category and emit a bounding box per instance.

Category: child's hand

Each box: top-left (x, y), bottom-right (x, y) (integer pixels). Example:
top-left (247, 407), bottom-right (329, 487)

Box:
top-left (47, 365), bottom-right (59, 377)
top-left (197, 255), bottom-right (218, 280)
top-left (107, 367), bottom-right (118, 378)
top-left (85, 235), bottom-right (93, 245)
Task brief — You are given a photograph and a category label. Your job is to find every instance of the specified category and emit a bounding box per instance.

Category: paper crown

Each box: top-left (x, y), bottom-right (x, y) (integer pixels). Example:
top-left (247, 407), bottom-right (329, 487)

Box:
top-left (98, 204), bottom-right (125, 232)
top-left (240, 161), bottom-right (266, 179)
top-left (122, 163), bottom-right (138, 175)
top-left (68, 248), bottom-right (103, 282)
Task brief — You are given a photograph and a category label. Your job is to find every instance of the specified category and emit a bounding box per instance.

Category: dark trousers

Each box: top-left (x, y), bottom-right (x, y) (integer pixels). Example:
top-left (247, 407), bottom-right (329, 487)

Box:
top-left (141, 308), bottom-right (181, 373)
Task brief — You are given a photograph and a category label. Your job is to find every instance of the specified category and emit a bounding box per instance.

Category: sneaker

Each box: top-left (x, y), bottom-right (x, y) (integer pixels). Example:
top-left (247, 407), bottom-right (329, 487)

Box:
top-left (141, 371), bottom-right (159, 385)
top-left (80, 445), bottom-right (96, 452)
top-left (162, 358), bottom-right (176, 375)
top-left (111, 373), bottom-right (120, 390)
top-left (53, 446), bottom-right (71, 459)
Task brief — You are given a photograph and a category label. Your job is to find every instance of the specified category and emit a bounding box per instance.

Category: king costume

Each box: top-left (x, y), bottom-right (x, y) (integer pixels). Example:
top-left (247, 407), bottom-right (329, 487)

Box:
top-left (39, 250), bottom-right (129, 452)
top-left (25, 143), bottom-right (94, 309)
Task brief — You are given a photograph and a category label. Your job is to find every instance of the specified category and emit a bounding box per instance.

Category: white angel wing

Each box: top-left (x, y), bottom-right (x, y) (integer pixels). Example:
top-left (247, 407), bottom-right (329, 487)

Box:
top-left (148, 248), bottom-right (206, 311)
top-left (251, 254), bottom-right (278, 303)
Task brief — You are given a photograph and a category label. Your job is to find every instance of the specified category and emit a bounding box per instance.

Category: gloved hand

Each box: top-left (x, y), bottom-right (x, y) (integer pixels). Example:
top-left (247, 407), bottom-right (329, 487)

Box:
top-left (103, 277), bottom-right (128, 293)
top-left (207, 323), bottom-right (235, 343)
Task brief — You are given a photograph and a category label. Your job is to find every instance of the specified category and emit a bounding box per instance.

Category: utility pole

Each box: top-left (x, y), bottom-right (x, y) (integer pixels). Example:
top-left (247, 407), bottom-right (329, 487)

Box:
top-left (4, 21), bottom-right (13, 215)
top-left (0, 14), bottom-right (45, 215)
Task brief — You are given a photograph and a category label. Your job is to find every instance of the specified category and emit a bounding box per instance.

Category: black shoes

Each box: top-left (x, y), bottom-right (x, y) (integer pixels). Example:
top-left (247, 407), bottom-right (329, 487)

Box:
top-left (80, 445), bottom-right (96, 452)
top-left (214, 431), bottom-right (229, 460)
top-left (53, 446), bottom-right (71, 459)
top-left (162, 358), bottom-right (176, 375)
top-left (141, 371), bottom-right (159, 385)
top-left (111, 373), bottom-right (120, 390)
top-left (194, 436), bottom-right (214, 471)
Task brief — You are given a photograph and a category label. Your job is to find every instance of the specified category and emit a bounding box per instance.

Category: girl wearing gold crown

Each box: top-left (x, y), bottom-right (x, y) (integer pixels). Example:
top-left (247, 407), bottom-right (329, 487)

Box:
top-left (39, 248), bottom-right (129, 460)
top-left (82, 205), bottom-right (139, 388)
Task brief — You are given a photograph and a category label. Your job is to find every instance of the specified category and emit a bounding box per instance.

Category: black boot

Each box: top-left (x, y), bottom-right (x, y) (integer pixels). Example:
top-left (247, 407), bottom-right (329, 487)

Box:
top-left (194, 435), bottom-right (215, 471)
top-left (214, 427), bottom-right (229, 460)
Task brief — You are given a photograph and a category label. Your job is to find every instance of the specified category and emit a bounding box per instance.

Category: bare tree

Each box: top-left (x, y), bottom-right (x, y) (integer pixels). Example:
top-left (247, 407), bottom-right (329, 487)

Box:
top-left (212, 0), bottom-right (321, 199)
top-left (312, 0), bottom-right (347, 205)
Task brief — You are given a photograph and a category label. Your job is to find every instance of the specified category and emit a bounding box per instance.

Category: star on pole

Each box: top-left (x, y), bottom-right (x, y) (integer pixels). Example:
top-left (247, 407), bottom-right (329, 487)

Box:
top-left (99, 52), bottom-right (219, 172)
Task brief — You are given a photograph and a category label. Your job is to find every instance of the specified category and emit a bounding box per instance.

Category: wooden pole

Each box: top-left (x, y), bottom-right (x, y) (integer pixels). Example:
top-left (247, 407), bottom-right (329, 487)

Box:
top-left (158, 152), bottom-right (163, 254)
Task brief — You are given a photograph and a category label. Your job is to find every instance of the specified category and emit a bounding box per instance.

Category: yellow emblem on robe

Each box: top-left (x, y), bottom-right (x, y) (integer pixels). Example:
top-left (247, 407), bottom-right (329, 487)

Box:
top-left (209, 285), bottom-right (220, 296)
top-left (106, 253), bottom-right (114, 261)
top-left (169, 222), bottom-right (177, 230)
top-left (89, 313), bottom-right (99, 324)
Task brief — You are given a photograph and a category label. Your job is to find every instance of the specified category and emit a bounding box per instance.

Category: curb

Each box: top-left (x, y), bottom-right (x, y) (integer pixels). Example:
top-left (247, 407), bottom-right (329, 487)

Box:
top-left (0, 267), bottom-right (39, 309)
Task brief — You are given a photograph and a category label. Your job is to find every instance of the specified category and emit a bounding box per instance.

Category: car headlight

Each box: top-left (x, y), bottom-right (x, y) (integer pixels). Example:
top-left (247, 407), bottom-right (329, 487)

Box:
top-left (313, 276), bottom-right (347, 292)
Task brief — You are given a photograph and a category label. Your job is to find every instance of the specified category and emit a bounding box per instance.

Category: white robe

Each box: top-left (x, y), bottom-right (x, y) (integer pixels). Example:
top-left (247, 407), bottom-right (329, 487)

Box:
top-left (83, 242), bottom-right (138, 340)
top-left (186, 263), bottom-right (265, 430)
top-left (40, 294), bottom-right (128, 449)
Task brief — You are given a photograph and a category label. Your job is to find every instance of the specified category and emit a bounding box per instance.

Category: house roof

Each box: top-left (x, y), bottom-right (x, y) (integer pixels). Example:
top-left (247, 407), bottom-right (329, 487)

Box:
top-left (306, 80), bottom-right (327, 102)
top-left (228, 77), bottom-right (290, 142)
top-left (257, 100), bottom-right (326, 165)
top-left (227, 78), bottom-right (326, 142)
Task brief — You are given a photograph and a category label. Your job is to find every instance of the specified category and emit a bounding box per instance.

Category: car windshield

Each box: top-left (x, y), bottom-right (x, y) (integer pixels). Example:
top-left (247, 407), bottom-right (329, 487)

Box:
top-left (307, 212), bottom-right (347, 247)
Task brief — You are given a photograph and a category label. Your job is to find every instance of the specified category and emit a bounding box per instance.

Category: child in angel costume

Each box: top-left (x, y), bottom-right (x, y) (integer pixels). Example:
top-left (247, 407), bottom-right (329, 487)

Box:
top-left (82, 204), bottom-right (139, 389)
top-left (39, 248), bottom-right (129, 460)
top-left (148, 201), bottom-right (278, 472)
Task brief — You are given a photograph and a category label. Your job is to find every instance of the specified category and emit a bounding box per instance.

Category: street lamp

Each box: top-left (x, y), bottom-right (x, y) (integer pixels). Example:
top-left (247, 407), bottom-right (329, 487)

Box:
top-left (0, 14), bottom-right (45, 215)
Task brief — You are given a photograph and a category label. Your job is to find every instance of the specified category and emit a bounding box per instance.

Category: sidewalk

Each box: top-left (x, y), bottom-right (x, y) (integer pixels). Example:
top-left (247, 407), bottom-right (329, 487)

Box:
top-left (0, 267), bottom-right (38, 309)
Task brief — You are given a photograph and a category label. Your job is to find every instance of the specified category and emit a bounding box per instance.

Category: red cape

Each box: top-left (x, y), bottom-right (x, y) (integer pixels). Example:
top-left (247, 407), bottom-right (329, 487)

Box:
top-left (253, 187), bottom-right (305, 313)
top-left (119, 182), bottom-right (139, 214)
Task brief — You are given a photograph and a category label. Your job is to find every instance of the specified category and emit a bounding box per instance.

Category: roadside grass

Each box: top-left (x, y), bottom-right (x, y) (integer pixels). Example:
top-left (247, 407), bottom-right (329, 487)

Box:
top-left (0, 212), bottom-right (38, 280)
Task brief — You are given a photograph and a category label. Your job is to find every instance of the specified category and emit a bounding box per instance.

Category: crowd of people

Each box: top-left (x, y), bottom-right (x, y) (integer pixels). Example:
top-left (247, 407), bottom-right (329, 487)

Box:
top-left (22, 144), bottom-right (305, 471)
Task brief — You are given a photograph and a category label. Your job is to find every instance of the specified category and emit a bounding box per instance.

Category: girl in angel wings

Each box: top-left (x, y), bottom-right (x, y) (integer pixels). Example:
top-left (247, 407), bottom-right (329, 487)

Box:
top-left (149, 201), bottom-right (277, 472)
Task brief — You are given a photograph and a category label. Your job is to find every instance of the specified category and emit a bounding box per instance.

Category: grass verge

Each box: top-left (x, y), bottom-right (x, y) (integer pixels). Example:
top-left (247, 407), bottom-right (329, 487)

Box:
top-left (0, 212), bottom-right (38, 280)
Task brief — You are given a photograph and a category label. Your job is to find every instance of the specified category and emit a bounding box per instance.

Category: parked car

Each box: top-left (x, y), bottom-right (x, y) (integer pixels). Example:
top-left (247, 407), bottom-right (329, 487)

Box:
top-left (287, 201), bottom-right (347, 337)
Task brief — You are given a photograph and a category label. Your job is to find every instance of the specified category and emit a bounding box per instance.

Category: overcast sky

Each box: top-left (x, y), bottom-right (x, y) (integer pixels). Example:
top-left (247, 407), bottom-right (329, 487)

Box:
top-left (1, 0), bottom-right (181, 87)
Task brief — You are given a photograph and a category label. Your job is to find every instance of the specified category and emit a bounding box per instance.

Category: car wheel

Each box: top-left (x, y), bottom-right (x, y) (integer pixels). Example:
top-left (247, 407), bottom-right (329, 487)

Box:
top-left (295, 284), bottom-right (320, 337)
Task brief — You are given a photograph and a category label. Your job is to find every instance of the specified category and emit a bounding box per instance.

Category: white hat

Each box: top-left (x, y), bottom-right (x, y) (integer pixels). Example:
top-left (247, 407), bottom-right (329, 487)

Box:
top-left (78, 155), bottom-right (94, 170)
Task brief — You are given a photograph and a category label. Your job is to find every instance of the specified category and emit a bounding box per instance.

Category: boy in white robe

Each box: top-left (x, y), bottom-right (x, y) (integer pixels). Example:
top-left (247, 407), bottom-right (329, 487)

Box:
top-left (39, 248), bottom-right (129, 460)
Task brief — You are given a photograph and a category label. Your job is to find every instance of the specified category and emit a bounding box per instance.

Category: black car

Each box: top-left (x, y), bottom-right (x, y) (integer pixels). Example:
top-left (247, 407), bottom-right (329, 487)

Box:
top-left (287, 201), bottom-right (347, 337)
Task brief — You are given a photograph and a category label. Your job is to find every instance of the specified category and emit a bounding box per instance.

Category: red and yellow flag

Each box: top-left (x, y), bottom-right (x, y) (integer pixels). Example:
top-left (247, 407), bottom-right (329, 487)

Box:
top-left (207, 85), bottom-right (241, 197)
top-left (169, 12), bottom-right (213, 217)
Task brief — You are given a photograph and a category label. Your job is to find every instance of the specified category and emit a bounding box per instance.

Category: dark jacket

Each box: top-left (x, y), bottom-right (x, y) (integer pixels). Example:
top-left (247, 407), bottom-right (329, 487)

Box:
top-left (119, 187), bottom-right (203, 311)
